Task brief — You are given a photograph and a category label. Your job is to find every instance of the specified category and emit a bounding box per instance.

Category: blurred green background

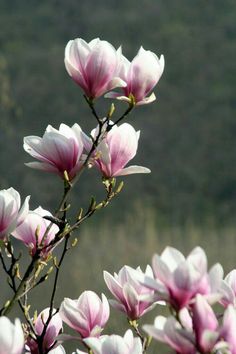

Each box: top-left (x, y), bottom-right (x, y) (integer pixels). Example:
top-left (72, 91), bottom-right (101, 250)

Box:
top-left (1, 0), bottom-right (236, 352)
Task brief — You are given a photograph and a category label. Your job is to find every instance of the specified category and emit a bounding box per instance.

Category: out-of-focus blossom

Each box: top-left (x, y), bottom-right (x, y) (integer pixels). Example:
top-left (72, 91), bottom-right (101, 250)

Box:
top-left (104, 265), bottom-right (156, 320)
top-left (84, 122), bottom-right (150, 178)
top-left (24, 124), bottom-right (84, 180)
top-left (192, 295), bottom-right (219, 353)
top-left (65, 38), bottom-right (126, 99)
top-left (12, 206), bottom-right (59, 257)
top-left (221, 305), bottom-right (236, 354)
top-left (220, 269), bottom-right (236, 307)
top-left (0, 316), bottom-right (24, 354)
top-left (0, 187), bottom-right (29, 239)
top-left (48, 345), bottom-right (66, 354)
top-left (143, 316), bottom-right (196, 354)
top-left (59, 291), bottom-right (110, 338)
top-left (26, 308), bottom-right (62, 354)
top-left (106, 46), bottom-right (164, 105)
top-left (139, 246), bottom-right (223, 310)
top-left (79, 329), bottom-right (142, 354)
top-left (144, 298), bottom-right (233, 354)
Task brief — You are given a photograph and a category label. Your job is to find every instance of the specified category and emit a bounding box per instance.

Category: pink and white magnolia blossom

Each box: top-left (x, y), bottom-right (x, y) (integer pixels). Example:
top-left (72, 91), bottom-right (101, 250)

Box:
top-left (0, 316), bottom-right (24, 354)
top-left (0, 187), bottom-right (29, 239)
top-left (26, 346), bottom-right (66, 354)
top-left (139, 246), bottom-right (223, 310)
top-left (65, 38), bottom-right (126, 99)
top-left (84, 122), bottom-right (150, 178)
top-left (144, 296), bottom-right (232, 354)
top-left (48, 346), bottom-right (66, 354)
top-left (24, 123), bottom-right (84, 180)
top-left (59, 291), bottom-right (110, 338)
top-left (192, 295), bottom-right (219, 353)
top-left (12, 206), bottom-right (59, 257)
top-left (143, 316), bottom-right (196, 354)
top-left (77, 329), bottom-right (142, 354)
top-left (26, 308), bottom-right (62, 354)
top-left (104, 265), bottom-right (156, 320)
top-left (219, 269), bottom-right (236, 307)
top-left (106, 46), bottom-right (164, 105)
top-left (221, 305), bottom-right (236, 354)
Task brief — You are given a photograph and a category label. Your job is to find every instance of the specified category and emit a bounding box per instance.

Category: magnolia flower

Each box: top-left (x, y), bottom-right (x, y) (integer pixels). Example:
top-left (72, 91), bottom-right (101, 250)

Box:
top-left (84, 122), bottom-right (150, 178)
top-left (139, 246), bottom-right (223, 310)
top-left (59, 291), bottom-right (110, 338)
top-left (143, 316), bottom-right (195, 354)
top-left (144, 296), bottom-right (230, 354)
top-left (192, 295), bottom-right (219, 353)
top-left (219, 269), bottom-right (236, 307)
top-left (26, 308), bottom-right (62, 353)
top-left (65, 38), bottom-right (126, 99)
top-left (24, 123), bottom-right (84, 180)
top-left (104, 265), bottom-right (156, 320)
top-left (48, 346), bottom-right (66, 354)
top-left (0, 316), bottom-right (24, 354)
top-left (0, 187), bottom-right (29, 239)
top-left (106, 46), bottom-right (164, 105)
top-left (221, 305), bottom-right (236, 354)
top-left (12, 206), bottom-right (59, 257)
top-left (79, 329), bottom-right (142, 354)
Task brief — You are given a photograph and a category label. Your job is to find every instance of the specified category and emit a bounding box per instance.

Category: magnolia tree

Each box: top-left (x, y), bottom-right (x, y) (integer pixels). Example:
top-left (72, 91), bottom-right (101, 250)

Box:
top-left (0, 37), bottom-right (235, 354)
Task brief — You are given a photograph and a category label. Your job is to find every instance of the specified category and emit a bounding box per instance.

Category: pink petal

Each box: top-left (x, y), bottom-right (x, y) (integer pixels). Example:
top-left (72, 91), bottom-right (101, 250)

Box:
top-left (108, 123), bottom-right (138, 175)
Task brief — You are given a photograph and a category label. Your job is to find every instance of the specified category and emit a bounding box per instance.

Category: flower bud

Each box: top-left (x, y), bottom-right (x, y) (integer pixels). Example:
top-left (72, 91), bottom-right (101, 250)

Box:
top-left (0, 316), bottom-right (24, 354)
top-left (85, 121), bottom-right (150, 178)
top-left (82, 329), bottom-right (142, 354)
top-left (65, 38), bottom-right (126, 99)
top-left (0, 187), bottom-right (29, 239)
top-left (24, 123), bottom-right (84, 181)
top-left (106, 46), bottom-right (164, 105)
top-left (59, 291), bottom-right (109, 338)
top-left (104, 265), bottom-right (156, 320)
top-left (26, 308), bottom-right (62, 353)
top-left (12, 206), bottom-right (59, 257)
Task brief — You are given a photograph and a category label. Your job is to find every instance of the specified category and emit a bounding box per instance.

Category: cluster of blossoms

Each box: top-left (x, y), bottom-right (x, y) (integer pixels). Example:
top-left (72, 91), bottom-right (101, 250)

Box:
top-left (3, 246), bottom-right (236, 353)
top-left (23, 37), bottom-right (165, 183)
top-left (0, 37), bottom-right (164, 353)
top-left (0, 36), bottom-right (234, 354)
top-left (64, 37), bottom-right (164, 104)
top-left (24, 121), bottom-right (150, 181)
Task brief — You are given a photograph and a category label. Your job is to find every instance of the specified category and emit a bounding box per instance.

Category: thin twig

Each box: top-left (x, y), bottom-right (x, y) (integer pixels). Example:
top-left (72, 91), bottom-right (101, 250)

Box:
top-left (1, 253), bottom-right (40, 316)
top-left (111, 101), bottom-right (134, 128)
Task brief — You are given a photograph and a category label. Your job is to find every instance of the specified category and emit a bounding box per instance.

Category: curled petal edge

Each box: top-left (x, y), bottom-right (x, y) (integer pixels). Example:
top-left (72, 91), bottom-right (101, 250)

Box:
top-left (114, 165), bottom-right (151, 177)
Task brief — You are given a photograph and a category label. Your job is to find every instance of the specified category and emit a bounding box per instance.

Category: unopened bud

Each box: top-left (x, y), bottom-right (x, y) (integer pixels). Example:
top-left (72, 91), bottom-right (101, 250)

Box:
top-left (129, 93), bottom-right (136, 107)
top-left (14, 263), bottom-right (21, 280)
top-left (89, 196), bottom-right (96, 211)
top-left (116, 181), bottom-right (124, 194)
top-left (77, 208), bottom-right (83, 221)
top-left (4, 300), bottom-right (10, 309)
top-left (63, 170), bottom-right (70, 182)
top-left (95, 202), bottom-right (104, 210)
top-left (48, 266), bottom-right (54, 275)
top-left (53, 257), bottom-right (58, 268)
top-left (71, 238), bottom-right (78, 247)
top-left (35, 225), bottom-right (40, 246)
top-left (107, 103), bottom-right (115, 118)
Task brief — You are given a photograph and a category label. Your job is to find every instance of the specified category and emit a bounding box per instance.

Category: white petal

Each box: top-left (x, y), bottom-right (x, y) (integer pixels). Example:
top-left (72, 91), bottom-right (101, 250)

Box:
top-left (136, 92), bottom-right (156, 105)
top-left (115, 165), bottom-right (151, 176)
